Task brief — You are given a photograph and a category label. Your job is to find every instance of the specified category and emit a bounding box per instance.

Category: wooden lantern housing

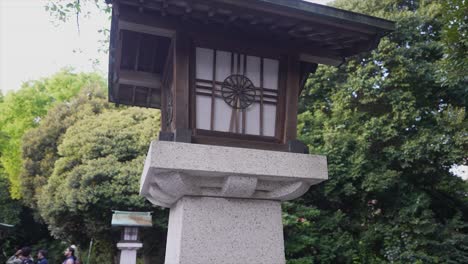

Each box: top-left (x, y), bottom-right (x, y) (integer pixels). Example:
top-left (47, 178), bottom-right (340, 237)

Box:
top-left (107, 0), bottom-right (394, 152)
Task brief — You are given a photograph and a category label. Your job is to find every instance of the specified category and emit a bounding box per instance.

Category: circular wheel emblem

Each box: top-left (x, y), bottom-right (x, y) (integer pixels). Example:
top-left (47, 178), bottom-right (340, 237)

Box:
top-left (221, 74), bottom-right (257, 110)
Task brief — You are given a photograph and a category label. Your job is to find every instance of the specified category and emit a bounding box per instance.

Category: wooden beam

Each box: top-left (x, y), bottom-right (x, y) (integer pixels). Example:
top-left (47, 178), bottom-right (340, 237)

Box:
top-left (161, 41), bottom-right (174, 132)
top-left (192, 135), bottom-right (287, 152)
top-left (191, 27), bottom-right (341, 60)
top-left (299, 62), bottom-right (318, 95)
top-left (113, 3), bottom-right (123, 103)
top-left (120, 8), bottom-right (342, 61)
top-left (260, 58), bottom-right (264, 136)
top-left (117, 0), bottom-right (389, 58)
top-left (118, 20), bottom-right (175, 38)
top-left (134, 33), bottom-right (141, 71)
top-left (173, 30), bottom-right (191, 129)
top-left (299, 53), bottom-right (342, 67)
top-left (209, 0), bottom-right (393, 33)
top-left (210, 50), bottom-right (216, 131)
top-left (119, 70), bottom-right (162, 89)
top-left (192, 128), bottom-right (284, 151)
top-left (283, 55), bottom-right (301, 142)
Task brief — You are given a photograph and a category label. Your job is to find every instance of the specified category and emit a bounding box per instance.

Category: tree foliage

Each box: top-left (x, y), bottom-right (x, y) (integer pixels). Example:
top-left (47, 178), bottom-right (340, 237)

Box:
top-left (0, 172), bottom-right (21, 225)
top-left (30, 97), bottom-right (166, 262)
top-left (0, 69), bottom-right (105, 198)
top-left (38, 106), bottom-right (160, 239)
top-left (285, 0), bottom-right (468, 263)
top-left (438, 0), bottom-right (468, 89)
top-left (21, 87), bottom-right (110, 210)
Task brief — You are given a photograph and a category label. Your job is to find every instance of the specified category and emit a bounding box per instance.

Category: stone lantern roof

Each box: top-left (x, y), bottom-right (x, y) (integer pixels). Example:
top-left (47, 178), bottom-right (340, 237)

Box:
top-left (111, 211), bottom-right (153, 227)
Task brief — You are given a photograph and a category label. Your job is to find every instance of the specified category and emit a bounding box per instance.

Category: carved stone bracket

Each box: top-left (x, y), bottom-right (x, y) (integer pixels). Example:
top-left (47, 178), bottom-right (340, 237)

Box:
top-left (140, 141), bottom-right (328, 208)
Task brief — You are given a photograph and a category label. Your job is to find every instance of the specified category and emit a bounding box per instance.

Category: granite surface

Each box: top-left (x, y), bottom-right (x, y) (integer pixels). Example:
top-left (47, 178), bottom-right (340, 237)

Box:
top-left (140, 141), bottom-right (328, 207)
top-left (165, 196), bottom-right (285, 264)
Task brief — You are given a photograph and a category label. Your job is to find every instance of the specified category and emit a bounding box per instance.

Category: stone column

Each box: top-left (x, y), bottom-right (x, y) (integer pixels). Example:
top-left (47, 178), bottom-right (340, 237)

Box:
top-left (117, 242), bottom-right (143, 264)
top-left (140, 141), bottom-right (328, 264)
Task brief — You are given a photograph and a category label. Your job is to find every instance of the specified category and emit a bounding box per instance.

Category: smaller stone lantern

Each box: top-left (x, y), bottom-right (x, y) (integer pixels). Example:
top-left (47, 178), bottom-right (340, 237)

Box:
top-left (111, 211), bottom-right (152, 264)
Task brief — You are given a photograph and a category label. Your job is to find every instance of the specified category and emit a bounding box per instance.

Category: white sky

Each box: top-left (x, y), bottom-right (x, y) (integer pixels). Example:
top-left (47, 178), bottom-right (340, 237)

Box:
top-left (0, 0), bottom-right (110, 93)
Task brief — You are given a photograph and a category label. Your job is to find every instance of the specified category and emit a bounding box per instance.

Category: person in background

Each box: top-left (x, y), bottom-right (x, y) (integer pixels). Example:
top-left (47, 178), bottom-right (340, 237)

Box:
top-left (20, 247), bottom-right (34, 264)
top-left (62, 246), bottom-right (79, 264)
top-left (36, 250), bottom-right (48, 264)
top-left (6, 249), bottom-right (22, 264)
top-left (7, 247), bottom-right (33, 264)
top-left (18, 247), bottom-right (33, 264)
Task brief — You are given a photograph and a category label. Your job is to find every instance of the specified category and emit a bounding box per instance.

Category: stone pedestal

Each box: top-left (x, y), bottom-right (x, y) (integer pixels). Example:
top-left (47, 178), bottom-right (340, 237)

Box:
top-left (166, 197), bottom-right (284, 264)
top-left (140, 141), bottom-right (328, 264)
top-left (117, 242), bottom-right (143, 264)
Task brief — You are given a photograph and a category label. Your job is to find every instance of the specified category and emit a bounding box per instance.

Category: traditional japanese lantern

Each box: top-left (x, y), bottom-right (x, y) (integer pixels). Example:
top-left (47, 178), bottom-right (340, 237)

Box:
top-left (106, 1), bottom-right (394, 264)
top-left (111, 211), bottom-right (152, 264)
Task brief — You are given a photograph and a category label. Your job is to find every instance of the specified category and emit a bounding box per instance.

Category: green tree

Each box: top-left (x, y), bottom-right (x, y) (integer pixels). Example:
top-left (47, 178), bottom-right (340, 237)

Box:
top-left (0, 171), bottom-right (21, 225)
top-left (0, 69), bottom-right (105, 198)
top-left (285, 0), bottom-right (468, 263)
top-left (35, 102), bottom-right (166, 263)
top-left (1, 165), bottom-right (62, 264)
top-left (438, 0), bottom-right (468, 90)
top-left (21, 86), bottom-right (110, 210)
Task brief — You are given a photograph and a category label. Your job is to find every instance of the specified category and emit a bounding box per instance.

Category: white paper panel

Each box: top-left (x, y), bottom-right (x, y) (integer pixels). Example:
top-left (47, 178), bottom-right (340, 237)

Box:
top-left (246, 56), bottom-right (261, 87)
top-left (195, 47), bottom-right (279, 138)
top-left (263, 104), bottom-right (277, 137)
top-left (213, 97), bottom-right (231, 132)
top-left (196, 48), bottom-right (214, 80)
top-left (196, 95), bottom-right (211, 130)
top-left (245, 103), bottom-right (260, 135)
top-left (215, 50), bottom-right (231, 82)
top-left (263, 58), bottom-right (279, 90)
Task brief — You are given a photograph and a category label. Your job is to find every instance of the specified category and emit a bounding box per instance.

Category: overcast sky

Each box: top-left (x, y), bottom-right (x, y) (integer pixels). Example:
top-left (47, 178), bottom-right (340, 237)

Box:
top-left (0, 0), bottom-right (109, 93)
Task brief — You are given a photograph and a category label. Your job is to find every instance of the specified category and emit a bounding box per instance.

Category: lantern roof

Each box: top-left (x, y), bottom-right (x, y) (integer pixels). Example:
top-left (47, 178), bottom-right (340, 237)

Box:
top-left (111, 211), bottom-right (153, 227)
top-left (108, 0), bottom-right (394, 59)
top-left (0, 223), bottom-right (14, 230)
top-left (107, 0), bottom-right (394, 110)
